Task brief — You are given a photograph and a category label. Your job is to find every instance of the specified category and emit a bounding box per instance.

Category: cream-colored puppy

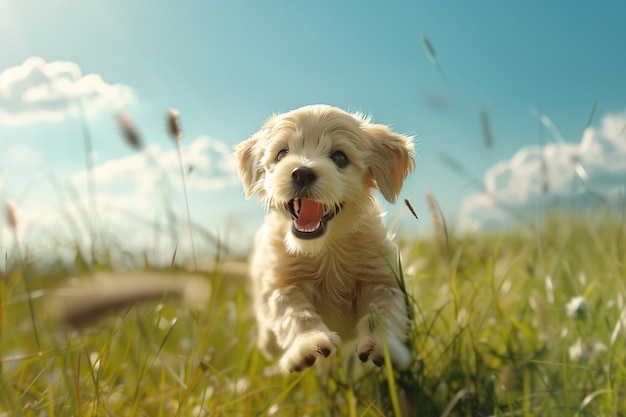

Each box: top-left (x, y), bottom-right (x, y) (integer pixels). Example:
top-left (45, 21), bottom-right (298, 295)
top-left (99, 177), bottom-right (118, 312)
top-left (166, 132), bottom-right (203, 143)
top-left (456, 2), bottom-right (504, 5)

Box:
top-left (235, 104), bottom-right (415, 373)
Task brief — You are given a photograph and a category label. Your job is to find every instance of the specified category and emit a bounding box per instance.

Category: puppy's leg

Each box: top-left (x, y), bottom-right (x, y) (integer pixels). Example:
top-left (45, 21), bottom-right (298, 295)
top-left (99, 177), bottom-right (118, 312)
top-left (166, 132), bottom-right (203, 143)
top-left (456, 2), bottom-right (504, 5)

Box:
top-left (253, 278), bottom-right (281, 359)
top-left (355, 285), bottom-right (412, 369)
top-left (255, 316), bottom-right (282, 359)
top-left (267, 285), bottom-right (341, 373)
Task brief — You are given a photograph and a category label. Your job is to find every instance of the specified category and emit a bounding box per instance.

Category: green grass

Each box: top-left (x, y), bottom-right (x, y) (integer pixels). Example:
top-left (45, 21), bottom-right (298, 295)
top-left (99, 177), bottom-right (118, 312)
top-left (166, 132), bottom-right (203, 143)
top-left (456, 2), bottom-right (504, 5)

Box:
top-left (1, 210), bottom-right (625, 416)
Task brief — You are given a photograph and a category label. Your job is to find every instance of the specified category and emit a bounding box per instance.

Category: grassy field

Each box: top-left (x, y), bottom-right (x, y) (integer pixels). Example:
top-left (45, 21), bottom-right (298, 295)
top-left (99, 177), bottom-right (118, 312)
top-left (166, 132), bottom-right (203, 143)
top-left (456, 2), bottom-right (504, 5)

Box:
top-left (1, 209), bottom-right (625, 416)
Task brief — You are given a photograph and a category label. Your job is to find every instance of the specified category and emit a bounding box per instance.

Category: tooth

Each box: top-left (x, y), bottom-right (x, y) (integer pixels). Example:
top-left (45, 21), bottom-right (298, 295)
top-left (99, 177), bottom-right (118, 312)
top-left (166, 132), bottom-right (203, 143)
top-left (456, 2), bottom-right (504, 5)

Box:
top-left (293, 199), bottom-right (300, 215)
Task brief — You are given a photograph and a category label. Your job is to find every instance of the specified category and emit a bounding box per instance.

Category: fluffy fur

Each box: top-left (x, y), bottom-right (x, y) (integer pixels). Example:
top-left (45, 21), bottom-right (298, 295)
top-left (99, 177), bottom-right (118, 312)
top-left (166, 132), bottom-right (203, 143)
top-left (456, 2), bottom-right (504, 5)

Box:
top-left (234, 104), bottom-right (415, 373)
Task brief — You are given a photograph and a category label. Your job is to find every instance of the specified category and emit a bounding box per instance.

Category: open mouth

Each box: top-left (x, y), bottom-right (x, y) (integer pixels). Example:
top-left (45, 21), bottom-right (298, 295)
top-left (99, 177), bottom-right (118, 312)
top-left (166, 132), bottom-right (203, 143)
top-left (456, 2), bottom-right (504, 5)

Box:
top-left (286, 198), bottom-right (342, 239)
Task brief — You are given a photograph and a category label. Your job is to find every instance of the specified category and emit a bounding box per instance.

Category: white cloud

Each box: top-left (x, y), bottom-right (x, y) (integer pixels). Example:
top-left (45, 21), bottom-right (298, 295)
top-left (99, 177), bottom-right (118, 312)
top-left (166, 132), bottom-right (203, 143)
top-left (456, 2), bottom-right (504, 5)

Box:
top-left (72, 135), bottom-right (239, 195)
top-left (0, 57), bottom-right (135, 126)
top-left (458, 109), bottom-right (626, 231)
top-left (6, 144), bottom-right (43, 167)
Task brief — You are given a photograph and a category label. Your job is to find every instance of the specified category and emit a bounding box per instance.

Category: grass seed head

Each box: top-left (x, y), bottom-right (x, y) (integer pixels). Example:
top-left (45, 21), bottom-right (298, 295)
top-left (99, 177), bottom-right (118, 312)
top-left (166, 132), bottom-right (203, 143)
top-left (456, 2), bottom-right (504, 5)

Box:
top-left (116, 111), bottom-right (142, 150)
top-left (166, 108), bottom-right (183, 142)
top-left (4, 200), bottom-right (19, 231)
top-left (404, 198), bottom-right (419, 220)
top-left (421, 35), bottom-right (437, 62)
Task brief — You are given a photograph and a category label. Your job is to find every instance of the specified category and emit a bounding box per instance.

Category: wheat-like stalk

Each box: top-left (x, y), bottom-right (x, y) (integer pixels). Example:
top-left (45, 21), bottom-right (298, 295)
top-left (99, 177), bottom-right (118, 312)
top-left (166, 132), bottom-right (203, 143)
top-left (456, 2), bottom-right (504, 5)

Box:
top-left (166, 108), bottom-right (197, 271)
top-left (4, 200), bottom-right (19, 232)
top-left (116, 111), bottom-right (143, 150)
top-left (166, 108), bottom-right (183, 142)
top-left (78, 101), bottom-right (101, 264)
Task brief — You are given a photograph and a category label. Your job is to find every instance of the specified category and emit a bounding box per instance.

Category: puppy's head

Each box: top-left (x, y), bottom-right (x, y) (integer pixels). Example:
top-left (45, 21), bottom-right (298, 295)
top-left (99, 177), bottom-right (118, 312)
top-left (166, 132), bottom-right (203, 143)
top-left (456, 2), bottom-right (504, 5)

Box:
top-left (234, 104), bottom-right (415, 255)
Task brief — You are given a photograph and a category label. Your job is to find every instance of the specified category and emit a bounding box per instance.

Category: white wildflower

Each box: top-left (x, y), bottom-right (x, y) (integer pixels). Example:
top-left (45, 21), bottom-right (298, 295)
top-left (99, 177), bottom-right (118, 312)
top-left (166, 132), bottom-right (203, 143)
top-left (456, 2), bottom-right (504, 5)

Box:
top-left (592, 341), bottom-right (607, 354)
top-left (568, 338), bottom-right (584, 361)
top-left (568, 338), bottom-right (607, 362)
top-left (566, 296), bottom-right (589, 320)
top-left (226, 377), bottom-right (250, 394)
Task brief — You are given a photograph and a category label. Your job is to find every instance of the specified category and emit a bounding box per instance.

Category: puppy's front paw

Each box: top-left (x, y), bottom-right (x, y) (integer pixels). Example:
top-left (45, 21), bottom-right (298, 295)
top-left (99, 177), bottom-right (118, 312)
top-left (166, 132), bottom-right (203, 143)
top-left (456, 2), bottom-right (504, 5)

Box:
top-left (279, 331), bottom-right (340, 373)
top-left (355, 336), bottom-right (412, 370)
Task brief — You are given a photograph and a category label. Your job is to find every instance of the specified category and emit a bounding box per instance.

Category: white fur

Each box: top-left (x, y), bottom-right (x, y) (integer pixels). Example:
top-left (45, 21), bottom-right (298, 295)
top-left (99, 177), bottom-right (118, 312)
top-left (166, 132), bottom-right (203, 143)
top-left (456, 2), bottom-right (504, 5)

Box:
top-left (234, 104), bottom-right (415, 373)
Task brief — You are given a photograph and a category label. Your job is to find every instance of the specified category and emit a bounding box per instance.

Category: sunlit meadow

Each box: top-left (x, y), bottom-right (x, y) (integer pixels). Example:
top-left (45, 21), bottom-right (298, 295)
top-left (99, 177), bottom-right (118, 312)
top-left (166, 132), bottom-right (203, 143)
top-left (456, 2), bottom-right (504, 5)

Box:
top-left (1, 111), bottom-right (625, 417)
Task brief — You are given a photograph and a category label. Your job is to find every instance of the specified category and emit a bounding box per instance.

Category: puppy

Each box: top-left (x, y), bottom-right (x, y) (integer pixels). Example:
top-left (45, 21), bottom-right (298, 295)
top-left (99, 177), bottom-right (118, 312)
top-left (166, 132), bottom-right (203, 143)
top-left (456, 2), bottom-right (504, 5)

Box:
top-left (234, 104), bottom-right (415, 373)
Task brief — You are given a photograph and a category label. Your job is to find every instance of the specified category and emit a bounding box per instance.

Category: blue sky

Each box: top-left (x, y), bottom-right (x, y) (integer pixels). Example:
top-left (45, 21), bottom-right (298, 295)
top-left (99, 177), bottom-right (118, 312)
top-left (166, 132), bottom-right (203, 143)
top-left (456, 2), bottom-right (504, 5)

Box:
top-left (1, 0), bottom-right (625, 262)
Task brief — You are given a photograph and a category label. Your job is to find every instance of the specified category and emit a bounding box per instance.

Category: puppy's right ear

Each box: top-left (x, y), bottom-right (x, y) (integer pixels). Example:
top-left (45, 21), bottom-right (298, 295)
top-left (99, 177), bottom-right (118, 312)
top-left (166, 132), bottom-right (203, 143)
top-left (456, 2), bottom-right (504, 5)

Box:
top-left (233, 131), bottom-right (265, 199)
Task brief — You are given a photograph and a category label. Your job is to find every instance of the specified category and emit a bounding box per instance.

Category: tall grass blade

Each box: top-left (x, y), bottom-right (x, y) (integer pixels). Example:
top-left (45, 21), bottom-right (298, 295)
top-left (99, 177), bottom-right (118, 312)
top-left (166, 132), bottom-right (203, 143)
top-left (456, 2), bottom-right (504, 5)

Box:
top-left (585, 100), bottom-right (598, 128)
top-left (170, 242), bottom-right (179, 269)
top-left (378, 314), bottom-right (404, 417)
top-left (166, 109), bottom-right (198, 271)
top-left (425, 187), bottom-right (449, 261)
top-left (440, 389), bottom-right (467, 417)
top-left (258, 371), bottom-right (307, 417)
top-left (4, 202), bottom-right (41, 351)
top-left (78, 101), bottom-right (100, 264)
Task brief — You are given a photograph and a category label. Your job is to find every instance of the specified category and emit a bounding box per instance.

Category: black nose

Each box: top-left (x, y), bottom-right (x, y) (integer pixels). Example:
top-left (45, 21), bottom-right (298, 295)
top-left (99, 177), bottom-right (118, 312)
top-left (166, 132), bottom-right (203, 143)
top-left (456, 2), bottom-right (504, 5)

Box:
top-left (291, 167), bottom-right (317, 188)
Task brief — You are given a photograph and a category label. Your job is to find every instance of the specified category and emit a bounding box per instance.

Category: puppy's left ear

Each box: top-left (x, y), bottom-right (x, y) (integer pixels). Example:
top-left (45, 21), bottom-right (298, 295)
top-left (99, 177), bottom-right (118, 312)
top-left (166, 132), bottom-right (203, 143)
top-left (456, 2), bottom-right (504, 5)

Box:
top-left (362, 124), bottom-right (415, 203)
top-left (233, 131), bottom-right (265, 199)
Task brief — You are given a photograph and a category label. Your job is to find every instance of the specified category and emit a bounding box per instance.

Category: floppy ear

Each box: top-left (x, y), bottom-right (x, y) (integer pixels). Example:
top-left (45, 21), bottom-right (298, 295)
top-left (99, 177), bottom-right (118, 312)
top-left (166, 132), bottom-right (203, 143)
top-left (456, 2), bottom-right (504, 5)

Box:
top-left (233, 130), bottom-right (265, 199)
top-left (362, 123), bottom-right (415, 203)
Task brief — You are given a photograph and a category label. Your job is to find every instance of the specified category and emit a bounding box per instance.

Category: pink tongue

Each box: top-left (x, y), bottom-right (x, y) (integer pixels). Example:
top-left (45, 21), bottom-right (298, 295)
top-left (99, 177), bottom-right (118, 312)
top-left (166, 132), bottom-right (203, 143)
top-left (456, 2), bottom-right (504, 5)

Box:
top-left (295, 199), bottom-right (325, 230)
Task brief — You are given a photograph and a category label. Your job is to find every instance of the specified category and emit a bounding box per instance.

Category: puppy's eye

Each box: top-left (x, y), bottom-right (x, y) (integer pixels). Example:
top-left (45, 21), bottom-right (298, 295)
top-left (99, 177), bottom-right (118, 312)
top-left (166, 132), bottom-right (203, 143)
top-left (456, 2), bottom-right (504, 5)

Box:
top-left (276, 149), bottom-right (288, 162)
top-left (330, 150), bottom-right (348, 168)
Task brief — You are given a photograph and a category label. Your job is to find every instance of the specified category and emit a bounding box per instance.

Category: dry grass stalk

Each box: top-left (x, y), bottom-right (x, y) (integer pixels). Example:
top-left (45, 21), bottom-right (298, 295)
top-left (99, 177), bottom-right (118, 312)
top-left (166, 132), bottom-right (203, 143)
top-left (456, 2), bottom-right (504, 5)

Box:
top-left (166, 108), bottom-right (183, 142)
top-left (4, 200), bottom-right (19, 232)
top-left (116, 111), bottom-right (142, 150)
top-left (166, 108), bottom-right (197, 270)
top-left (47, 272), bottom-right (211, 327)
